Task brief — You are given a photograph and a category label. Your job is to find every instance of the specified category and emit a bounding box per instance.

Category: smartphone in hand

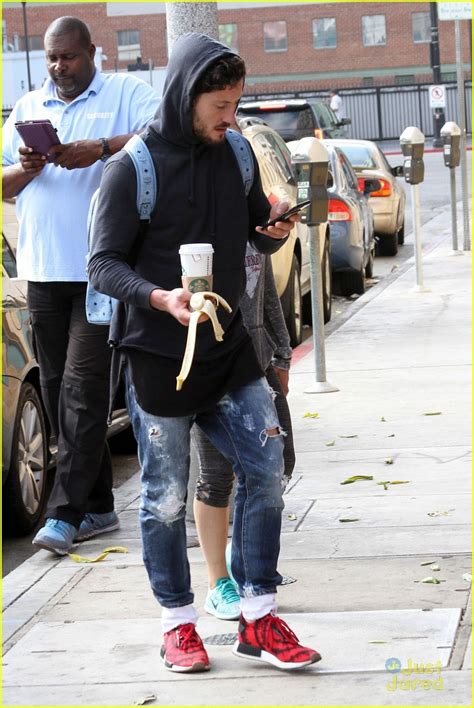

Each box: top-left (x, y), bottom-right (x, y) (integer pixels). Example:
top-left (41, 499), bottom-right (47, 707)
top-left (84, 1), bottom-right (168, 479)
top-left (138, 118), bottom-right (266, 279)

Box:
top-left (260, 200), bottom-right (311, 229)
top-left (15, 119), bottom-right (61, 162)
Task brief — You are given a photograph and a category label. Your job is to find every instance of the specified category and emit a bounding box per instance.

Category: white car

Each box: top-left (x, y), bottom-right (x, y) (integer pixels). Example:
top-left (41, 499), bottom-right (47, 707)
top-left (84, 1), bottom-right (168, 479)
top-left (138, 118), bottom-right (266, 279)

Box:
top-left (240, 118), bottom-right (332, 345)
top-left (325, 139), bottom-right (406, 256)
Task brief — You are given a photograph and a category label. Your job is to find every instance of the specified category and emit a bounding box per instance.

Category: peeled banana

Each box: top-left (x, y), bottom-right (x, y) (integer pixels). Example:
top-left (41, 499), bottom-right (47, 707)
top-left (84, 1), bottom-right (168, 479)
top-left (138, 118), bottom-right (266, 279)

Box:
top-left (176, 291), bottom-right (232, 391)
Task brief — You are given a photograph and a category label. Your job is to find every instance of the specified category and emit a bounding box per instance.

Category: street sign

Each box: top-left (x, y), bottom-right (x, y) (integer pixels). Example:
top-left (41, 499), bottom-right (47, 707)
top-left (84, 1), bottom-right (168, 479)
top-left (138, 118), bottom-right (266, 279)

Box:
top-left (429, 85), bottom-right (447, 109)
top-left (438, 3), bottom-right (472, 20)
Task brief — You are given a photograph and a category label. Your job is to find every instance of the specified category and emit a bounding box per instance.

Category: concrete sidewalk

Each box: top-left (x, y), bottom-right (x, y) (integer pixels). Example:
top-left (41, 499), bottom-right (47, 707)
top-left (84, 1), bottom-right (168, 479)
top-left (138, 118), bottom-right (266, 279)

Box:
top-left (2, 204), bottom-right (472, 707)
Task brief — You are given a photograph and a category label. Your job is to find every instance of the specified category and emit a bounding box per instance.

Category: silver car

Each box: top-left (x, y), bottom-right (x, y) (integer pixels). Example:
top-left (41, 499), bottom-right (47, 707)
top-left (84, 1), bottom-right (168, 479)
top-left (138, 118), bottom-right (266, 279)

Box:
top-left (326, 139), bottom-right (406, 256)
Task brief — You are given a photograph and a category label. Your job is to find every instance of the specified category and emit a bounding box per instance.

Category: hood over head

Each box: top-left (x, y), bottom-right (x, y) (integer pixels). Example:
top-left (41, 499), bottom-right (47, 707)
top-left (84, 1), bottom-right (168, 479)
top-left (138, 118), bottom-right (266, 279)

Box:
top-left (152, 33), bottom-right (240, 147)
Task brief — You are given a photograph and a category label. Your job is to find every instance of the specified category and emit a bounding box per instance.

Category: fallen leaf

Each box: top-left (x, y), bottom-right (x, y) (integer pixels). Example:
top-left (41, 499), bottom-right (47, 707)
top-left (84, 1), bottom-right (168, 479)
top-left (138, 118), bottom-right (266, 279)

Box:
top-left (68, 546), bottom-right (128, 564)
top-left (420, 560), bottom-right (437, 566)
top-left (380, 416), bottom-right (386, 422)
top-left (384, 457), bottom-right (394, 465)
top-left (377, 481), bottom-right (390, 490)
top-left (368, 640), bottom-right (388, 644)
top-left (420, 576), bottom-right (441, 584)
top-left (335, 309), bottom-right (342, 314)
top-left (287, 513), bottom-right (297, 521)
top-left (134, 696), bottom-right (157, 706)
top-left (423, 411), bottom-right (442, 416)
top-left (430, 564), bottom-right (441, 571)
top-left (325, 440), bottom-right (336, 447)
top-left (387, 434), bottom-right (395, 438)
top-left (462, 573), bottom-right (472, 584)
top-left (376, 480), bottom-right (410, 490)
top-left (303, 412), bottom-right (320, 419)
top-left (339, 518), bottom-right (360, 522)
top-left (388, 480), bottom-right (410, 485)
top-left (338, 434), bottom-right (358, 439)
top-left (428, 510), bottom-right (450, 517)
top-left (340, 475), bottom-right (373, 485)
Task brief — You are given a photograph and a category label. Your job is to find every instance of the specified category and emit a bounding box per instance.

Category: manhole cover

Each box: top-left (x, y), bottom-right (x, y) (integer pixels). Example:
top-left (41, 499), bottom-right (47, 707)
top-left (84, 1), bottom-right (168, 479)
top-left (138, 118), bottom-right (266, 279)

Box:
top-left (203, 633), bottom-right (237, 646)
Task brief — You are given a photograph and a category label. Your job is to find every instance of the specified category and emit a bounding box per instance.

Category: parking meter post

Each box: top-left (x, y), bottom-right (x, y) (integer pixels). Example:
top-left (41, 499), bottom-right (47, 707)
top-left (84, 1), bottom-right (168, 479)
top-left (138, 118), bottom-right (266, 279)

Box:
top-left (455, 20), bottom-right (471, 252)
top-left (440, 121), bottom-right (462, 255)
top-left (291, 138), bottom-right (338, 395)
top-left (400, 127), bottom-right (429, 293)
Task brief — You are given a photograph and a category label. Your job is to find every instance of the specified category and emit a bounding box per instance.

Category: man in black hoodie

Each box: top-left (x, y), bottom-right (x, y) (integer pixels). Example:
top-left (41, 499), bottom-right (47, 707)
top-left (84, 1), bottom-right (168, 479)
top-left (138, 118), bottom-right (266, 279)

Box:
top-left (89, 33), bottom-right (321, 674)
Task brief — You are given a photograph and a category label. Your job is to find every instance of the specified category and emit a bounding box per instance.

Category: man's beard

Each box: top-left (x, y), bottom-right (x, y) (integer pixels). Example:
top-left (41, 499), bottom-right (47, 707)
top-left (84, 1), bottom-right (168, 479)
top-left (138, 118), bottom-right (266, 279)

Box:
top-left (193, 118), bottom-right (229, 145)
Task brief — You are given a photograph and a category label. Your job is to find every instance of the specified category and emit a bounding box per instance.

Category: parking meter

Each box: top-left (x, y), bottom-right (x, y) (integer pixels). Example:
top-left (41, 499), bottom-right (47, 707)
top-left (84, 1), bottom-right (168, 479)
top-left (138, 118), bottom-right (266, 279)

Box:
top-left (440, 121), bottom-right (461, 169)
top-left (290, 137), bottom-right (329, 225)
top-left (399, 127), bottom-right (425, 185)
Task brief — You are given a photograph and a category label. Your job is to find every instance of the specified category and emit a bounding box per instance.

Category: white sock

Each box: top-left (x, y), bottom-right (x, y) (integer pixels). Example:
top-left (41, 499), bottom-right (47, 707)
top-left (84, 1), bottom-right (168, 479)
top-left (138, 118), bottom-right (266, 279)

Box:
top-left (240, 593), bottom-right (277, 621)
top-left (161, 604), bottom-right (199, 633)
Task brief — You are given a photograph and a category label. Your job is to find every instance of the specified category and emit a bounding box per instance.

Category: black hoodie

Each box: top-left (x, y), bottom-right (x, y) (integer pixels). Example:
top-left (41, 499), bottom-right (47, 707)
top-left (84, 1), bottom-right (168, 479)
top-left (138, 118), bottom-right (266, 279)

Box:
top-left (89, 33), bottom-right (287, 415)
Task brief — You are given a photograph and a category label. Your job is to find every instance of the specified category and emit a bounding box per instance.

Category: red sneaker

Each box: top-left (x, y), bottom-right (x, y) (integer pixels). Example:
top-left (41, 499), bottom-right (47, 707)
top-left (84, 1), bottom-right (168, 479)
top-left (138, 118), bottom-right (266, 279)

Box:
top-left (160, 623), bottom-right (210, 673)
top-left (233, 612), bottom-right (321, 670)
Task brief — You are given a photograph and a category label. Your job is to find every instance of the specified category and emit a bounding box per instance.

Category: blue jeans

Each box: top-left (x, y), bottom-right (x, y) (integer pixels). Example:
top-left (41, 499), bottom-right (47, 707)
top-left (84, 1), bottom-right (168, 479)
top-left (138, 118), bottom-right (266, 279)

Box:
top-left (126, 375), bottom-right (284, 608)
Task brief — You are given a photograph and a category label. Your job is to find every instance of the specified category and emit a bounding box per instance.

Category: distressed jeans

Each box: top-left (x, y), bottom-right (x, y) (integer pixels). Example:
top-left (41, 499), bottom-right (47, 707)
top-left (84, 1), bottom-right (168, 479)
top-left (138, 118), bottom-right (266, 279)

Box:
top-left (126, 375), bottom-right (285, 609)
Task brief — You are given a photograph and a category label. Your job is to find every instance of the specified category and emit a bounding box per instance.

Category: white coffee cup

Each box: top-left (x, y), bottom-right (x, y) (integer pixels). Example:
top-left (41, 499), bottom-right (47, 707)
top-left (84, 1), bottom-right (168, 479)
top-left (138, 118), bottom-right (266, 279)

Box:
top-left (179, 243), bottom-right (214, 293)
top-left (179, 243), bottom-right (214, 276)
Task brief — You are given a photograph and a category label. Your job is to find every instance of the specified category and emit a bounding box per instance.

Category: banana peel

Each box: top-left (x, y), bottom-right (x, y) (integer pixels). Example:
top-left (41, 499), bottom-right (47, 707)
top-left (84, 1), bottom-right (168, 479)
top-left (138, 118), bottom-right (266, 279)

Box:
top-left (176, 292), bottom-right (232, 391)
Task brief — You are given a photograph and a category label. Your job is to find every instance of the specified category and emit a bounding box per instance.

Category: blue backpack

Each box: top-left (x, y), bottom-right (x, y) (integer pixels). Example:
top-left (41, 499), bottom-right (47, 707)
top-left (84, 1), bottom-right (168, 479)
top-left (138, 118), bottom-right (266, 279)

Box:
top-left (85, 129), bottom-right (255, 325)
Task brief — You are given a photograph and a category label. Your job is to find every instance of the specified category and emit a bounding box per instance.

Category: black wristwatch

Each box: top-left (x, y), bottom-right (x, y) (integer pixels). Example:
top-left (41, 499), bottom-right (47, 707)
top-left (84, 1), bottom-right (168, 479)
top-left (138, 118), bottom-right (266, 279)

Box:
top-left (99, 137), bottom-right (111, 162)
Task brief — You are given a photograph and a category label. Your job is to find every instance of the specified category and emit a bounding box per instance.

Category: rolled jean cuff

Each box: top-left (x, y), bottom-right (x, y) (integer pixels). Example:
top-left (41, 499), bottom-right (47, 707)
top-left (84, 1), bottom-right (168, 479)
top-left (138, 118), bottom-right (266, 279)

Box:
top-left (161, 604), bottom-right (199, 633)
top-left (240, 593), bottom-right (277, 621)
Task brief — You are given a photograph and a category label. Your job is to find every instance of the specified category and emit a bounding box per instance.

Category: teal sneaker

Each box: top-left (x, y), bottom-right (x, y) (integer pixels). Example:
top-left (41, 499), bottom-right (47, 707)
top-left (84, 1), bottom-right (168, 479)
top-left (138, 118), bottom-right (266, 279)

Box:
top-left (75, 511), bottom-right (120, 541)
top-left (204, 577), bottom-right (241, 620)
top-left (32, 519), bottom-right (76, 555)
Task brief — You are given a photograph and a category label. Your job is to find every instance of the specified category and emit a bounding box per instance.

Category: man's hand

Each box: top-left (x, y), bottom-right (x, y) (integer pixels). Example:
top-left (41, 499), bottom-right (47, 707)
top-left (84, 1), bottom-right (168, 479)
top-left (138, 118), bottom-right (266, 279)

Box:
top-left (149, 288), bottom-right (193, 326)
top-left (273, 366), bottom-right (289, 396)
top-left (256, 201), bottom-right (300, 240)
top-left (48, 139), bottom-right (103, 170)
top-left (18, 145), bottom-right (47, 175)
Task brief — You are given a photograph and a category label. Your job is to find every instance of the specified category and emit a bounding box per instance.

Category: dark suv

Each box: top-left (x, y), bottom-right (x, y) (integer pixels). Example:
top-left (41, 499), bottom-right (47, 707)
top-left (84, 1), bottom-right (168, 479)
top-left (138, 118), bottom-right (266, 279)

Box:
top-left (237, 99), bottom-right (351, 142)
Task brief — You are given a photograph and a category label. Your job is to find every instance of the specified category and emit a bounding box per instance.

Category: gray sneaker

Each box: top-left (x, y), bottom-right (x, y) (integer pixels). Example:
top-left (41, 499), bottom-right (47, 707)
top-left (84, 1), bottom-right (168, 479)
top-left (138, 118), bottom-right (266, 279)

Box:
top-left (75, 512), bottom-right (120, 541)
top-left (32, 519), bottom-right (77, 555)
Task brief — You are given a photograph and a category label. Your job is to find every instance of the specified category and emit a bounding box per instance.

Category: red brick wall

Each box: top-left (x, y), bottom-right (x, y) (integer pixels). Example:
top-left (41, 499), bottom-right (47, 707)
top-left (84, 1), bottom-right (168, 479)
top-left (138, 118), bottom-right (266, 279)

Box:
top-left (2, 1), bottom-right (470, 90)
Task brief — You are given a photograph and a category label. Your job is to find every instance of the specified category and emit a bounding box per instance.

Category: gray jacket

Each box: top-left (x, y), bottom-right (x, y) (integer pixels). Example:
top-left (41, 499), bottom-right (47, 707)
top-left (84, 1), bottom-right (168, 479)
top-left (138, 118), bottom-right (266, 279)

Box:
top-left (241, 244), bottom-right (292, 371)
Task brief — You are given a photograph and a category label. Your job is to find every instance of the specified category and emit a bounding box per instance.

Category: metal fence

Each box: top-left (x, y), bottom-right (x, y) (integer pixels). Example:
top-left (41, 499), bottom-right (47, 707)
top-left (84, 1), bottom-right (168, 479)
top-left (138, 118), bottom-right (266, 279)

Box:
top-left (3, 81), bottom-right (472, 140)
top-left (243, 81), bottom-right (472, 142)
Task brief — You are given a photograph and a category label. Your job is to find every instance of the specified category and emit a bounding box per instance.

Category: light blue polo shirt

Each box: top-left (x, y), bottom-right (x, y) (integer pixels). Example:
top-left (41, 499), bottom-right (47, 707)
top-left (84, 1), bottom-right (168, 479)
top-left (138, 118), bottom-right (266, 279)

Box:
top-left (2, 71), bottom-right (160, 281)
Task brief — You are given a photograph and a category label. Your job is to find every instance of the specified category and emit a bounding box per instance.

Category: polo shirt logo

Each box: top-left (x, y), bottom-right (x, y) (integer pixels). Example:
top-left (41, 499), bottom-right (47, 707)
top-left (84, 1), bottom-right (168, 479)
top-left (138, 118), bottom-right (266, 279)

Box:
top-left (86, 112), bottom-right (114, 119)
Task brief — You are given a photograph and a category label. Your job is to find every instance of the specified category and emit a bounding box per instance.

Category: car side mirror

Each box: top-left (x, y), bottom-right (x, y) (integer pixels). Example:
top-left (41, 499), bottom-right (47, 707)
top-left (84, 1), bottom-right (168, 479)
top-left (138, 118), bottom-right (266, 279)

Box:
top-left (338, 118), bottom-right (351, 126)
top-left (391, 165), bottom-right (404, 177)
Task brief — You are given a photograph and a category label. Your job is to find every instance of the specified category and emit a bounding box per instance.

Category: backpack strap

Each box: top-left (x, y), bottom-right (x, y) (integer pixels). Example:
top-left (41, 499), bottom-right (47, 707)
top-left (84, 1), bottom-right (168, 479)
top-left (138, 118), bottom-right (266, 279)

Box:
top-left (123, 133), bottom-right (157, 221)
top-left (225, 129), bottom-right (255, 197)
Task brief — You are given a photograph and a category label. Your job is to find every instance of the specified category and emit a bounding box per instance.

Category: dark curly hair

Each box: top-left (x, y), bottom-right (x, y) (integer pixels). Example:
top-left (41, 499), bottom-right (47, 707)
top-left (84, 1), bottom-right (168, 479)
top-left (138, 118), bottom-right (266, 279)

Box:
top-left (193, 54), bottom-right (246, 97)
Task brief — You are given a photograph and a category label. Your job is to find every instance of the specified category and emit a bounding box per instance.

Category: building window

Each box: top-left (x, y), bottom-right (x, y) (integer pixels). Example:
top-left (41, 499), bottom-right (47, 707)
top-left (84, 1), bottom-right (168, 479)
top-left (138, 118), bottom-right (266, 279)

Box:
top-left (441, 71), bottom-right (456, 82)
top-left (263, 21), bottom-right (287, 52)
top-left (362, 15), bottom-right (386, 46)
top-left (219, 23), bottom-right (238, 53)
top-left (363, 76), bottom-right (374, 87)
top-left (395, 74), bottom-right (415, 85)
top-left (313, 18), bottom-right (336, 49)
top-left (117, 29), bottom-right (141, 62)
top-left (412, 12), bottom-right (430, 43)
top-left (19, 35), bottom-right (43, 51)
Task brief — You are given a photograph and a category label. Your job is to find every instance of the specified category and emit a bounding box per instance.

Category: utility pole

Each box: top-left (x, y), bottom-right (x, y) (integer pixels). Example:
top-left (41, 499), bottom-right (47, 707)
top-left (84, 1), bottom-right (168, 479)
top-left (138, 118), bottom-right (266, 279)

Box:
top-left (21, 1), bottom-right (32, 91)
top-left (166, 1), bottom-right (218, 55)
top-left (429, 2), bottom-right (444, 147)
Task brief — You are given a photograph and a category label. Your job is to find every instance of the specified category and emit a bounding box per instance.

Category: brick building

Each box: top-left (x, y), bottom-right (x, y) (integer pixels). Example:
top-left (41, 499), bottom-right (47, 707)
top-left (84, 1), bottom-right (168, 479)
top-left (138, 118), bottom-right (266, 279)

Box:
top-left (2, 1), bottom-right (471, 96)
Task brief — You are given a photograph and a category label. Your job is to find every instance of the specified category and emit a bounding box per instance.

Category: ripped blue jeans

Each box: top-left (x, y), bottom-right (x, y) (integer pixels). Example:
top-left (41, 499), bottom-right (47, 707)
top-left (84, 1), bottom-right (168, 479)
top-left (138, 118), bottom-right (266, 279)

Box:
top-left (126, 375), bottom-right (285, 608)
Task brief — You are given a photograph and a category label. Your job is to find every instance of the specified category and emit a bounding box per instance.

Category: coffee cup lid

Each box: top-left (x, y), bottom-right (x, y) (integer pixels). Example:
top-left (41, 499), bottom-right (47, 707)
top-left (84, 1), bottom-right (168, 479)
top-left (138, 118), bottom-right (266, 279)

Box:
top-left (179, 243), bottom-right (214, 255)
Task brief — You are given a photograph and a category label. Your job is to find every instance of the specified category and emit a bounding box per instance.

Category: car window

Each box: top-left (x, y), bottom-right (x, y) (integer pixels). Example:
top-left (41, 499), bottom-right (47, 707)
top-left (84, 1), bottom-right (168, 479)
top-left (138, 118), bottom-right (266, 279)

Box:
top-left (325, 105), bottom-right (340, 126)
top-left (312, 103), bottom-right (329, 128)
top-left (2, 234), bottom-right (17, 278)
top-left (337, 145), bottom-right (377, 169)
top-left (252, 133), bottom-right (284, 186)
top-left (338, 152), bottom-right (359, 191)
top-left (264, 132), bottom-right (295, 184)
top-left (241, 109), bottom-right (300, 134)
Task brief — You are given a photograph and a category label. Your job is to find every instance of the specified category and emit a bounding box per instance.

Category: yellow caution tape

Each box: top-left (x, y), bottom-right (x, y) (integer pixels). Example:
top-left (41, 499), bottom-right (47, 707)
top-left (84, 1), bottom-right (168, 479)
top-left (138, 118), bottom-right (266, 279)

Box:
top-left (68, 546), bottom-right (129, 563)
top-left (176, 291), bottom-right (232, 391)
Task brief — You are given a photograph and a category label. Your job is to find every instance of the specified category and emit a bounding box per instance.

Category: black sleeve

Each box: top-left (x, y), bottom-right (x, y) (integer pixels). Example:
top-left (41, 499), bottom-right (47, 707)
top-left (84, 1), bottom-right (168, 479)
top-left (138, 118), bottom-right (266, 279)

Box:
top-left (246, 151), bottom-right (289, 255)
top-left (88, 154), bottom-right (159, 310)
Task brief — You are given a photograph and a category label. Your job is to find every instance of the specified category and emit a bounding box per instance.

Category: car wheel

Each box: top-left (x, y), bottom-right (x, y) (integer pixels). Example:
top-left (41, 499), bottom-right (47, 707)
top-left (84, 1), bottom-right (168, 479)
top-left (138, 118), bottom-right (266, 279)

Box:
top-left (339, 264), bottom-right (365, 296)
top-left (378, 231), bottom-right (398, 257)
top-left (365, 244), bottom-right (375, 278)
top-left (3, 382), bottom-right (48, 536)
top-left (281, 254), bottom-right (303, 347)
top-left (322, 237), bottom-right (332, 323)
top-left (397, 219), bottom-right (405, 245)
